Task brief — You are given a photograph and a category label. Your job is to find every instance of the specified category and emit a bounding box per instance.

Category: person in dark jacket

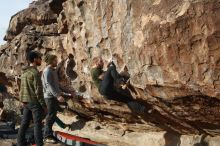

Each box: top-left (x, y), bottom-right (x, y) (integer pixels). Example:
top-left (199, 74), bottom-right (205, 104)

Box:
top-left (91, 57), bottom-right (147, 115)
top-left (17, 51), bottom-right (46, 146)
top-left (90, 57), bottom-right (133, 103)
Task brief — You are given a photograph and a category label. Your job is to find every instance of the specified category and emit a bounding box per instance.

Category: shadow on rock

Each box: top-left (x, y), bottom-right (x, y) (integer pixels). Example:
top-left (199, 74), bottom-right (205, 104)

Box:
top-left (193, 135), bottom-right (209, 146)
top-left (69, 118), bottom-right (87, 131)
top-left (164, 132), bottom-right (181, 146)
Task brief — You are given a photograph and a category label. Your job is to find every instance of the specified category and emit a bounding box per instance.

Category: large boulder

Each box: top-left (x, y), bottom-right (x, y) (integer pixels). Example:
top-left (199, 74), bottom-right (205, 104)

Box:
top-left (1, 0), bottom-right (220, 137)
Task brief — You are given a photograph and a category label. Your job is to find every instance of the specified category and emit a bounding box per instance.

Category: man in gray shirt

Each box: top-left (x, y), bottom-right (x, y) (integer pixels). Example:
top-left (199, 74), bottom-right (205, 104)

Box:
top-left (42, 54), bottom-right (73, 143)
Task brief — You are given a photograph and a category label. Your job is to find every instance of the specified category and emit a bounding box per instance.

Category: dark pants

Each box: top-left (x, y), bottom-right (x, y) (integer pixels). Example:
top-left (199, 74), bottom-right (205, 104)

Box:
top-left (44, 98), bottom-right (64, 138)
top-left (17, 102), bottom-right (43, 146)
top-left (99, 65), bottom-right (133, 103)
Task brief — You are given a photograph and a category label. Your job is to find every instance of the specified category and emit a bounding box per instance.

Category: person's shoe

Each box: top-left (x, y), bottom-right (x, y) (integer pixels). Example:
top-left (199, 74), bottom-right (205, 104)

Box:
top-left (44, 136), bottom-right (57, 144)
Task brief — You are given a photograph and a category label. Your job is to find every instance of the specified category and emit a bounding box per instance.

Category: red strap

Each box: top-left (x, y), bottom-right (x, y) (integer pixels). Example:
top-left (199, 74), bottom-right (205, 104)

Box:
top-left (55, 131), bottom-right (99, 145)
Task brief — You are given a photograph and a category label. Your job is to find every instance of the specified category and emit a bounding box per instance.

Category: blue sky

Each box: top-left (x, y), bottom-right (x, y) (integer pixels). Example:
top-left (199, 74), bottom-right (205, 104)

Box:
top-left (0, 0), bottom-right (31, 45)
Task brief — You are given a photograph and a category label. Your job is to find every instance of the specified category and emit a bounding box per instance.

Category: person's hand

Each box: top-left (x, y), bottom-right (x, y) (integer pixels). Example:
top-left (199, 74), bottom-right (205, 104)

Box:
top-left (107, 61), bottom-right (113, 68)
top-left (98, 73), bottom-right (104, 80)
top-left (58, 96), bottom-right (65, 102)
top-left (107, 61), bottom-right (115, 68)
top-left (20, 102), bottom-right (25, 108)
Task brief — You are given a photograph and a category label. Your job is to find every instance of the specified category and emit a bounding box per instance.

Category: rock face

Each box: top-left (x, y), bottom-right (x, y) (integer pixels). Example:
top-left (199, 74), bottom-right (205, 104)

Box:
top-left (1, 0), bottom-right (220, 142)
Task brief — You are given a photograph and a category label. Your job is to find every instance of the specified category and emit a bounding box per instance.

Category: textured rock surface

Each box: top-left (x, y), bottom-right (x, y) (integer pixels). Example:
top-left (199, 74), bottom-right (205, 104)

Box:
top-left (1, 0), bottom-right (220, 144)
top-left (54, 114), bottom-right (220, 146)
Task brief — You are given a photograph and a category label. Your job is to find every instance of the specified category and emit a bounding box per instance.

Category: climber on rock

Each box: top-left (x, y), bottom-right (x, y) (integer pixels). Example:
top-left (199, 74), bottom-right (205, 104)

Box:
top-left (41, 54), bottom-right (73, 143)
top-left (90, 57), bottom-right (134, 103)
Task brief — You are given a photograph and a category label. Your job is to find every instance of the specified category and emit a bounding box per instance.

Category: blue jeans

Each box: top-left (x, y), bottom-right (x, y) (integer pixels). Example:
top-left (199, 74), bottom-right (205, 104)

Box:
top-left (17, 102), bottom-right (44, 146)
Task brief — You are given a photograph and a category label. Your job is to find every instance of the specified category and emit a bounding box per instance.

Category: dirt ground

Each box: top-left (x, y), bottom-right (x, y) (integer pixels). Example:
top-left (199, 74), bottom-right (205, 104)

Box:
top-left (0, 139), bottom-right (64, 146)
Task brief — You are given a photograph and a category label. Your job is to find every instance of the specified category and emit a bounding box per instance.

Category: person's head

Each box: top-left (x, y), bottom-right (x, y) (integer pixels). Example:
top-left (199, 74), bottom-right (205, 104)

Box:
top-left (92, 57), bottom-right (104, 69)
top-left (44, 54), bottom-right (58, 67)
top-left (68, 53), bottom-right (74, 59)
top-left (27, 51), bottom-right (42, 66)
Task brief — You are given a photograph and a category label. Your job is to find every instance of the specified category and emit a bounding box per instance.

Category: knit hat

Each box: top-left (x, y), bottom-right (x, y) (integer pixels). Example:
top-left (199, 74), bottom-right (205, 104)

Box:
top-left (44, 54), bottom-right (57, 64)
